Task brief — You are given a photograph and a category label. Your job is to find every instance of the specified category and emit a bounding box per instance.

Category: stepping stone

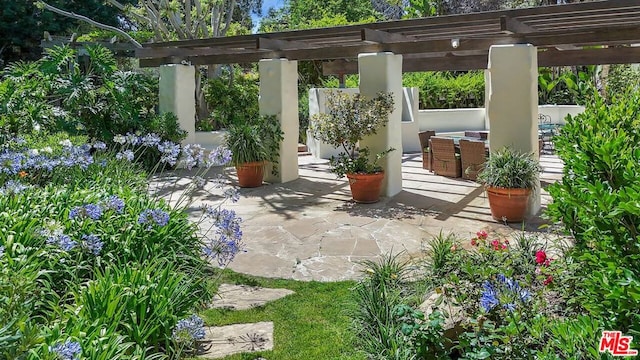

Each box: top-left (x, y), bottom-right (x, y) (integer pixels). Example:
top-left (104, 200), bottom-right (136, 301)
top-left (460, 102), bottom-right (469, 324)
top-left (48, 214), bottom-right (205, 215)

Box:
top-left (198, 322), bottom-right (273, 359)
top-left (212, 284), bottom-right (294, 310)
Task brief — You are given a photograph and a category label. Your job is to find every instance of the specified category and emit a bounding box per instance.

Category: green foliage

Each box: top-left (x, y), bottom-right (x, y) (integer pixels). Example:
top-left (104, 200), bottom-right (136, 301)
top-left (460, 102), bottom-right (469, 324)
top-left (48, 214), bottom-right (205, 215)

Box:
top-left (225, 115), bottom-right (284, 174)
top-left (403, 71), bottom-right (485, 109)
top-left (0, 134), bottom-right (216, 358)
top-left (74, 261), bottom-right (205, 353)
top-left (425, 231), bottom-right (460, 277)
top-left (0, 0), bottom-right (136, 63)
top-left (538, 67), bottom-right (596, 106)
top-left (352, 254), bottom-right (414, 359)
top-left (259, 0), bottom-right (380, 32)
top-left (202, 70), bottom-right (260, 131)
top-left (606, 64), bottom-right (640, 100)
top-left (477, 147), bottom-right (541, 189)
top-left (309, 91), bottom-right (395, 176)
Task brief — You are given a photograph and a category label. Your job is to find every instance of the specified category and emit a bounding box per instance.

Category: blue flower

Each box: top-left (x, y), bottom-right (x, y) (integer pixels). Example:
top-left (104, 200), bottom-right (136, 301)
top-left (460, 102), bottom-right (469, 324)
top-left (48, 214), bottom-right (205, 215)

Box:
top-left (82, 234), bottom-right (103, 255)
top-left (125, 132), bottom-right (140, 146)
top-left (69, 203), bottom-right (103, 220)
top-left (101, 195), bottom-right (125, 213)
top-left (207, 146), bottom-right (232, 166)
top-left (173, 315), bottom-right (206, 342)
top-left (141, 133), bottom-right (161, 147)
top-left (480, 280), bottom-right (499, 312)
top-left (138, 209), bottom-right (170, 229)
top-left (158, 141), bottom-right (181, 166)
top-left (223, 188), bottom-right (240, 203)
top-left (84, 204), bottom-right (103, 220)
top-left (0, 151), bottom-right (25, 175)
top-left (49, 340), bottom-right (82, 360)
top-left (0, 246), bottom-right (4, 258)
top-left (93, 141), bottom-right (107, 151)
top-left (503, 303), bottom-right (517, 312)
top-left (116, 150), bottom-right (134, 162)
top-left (0, 180), bottom-right (28, 195)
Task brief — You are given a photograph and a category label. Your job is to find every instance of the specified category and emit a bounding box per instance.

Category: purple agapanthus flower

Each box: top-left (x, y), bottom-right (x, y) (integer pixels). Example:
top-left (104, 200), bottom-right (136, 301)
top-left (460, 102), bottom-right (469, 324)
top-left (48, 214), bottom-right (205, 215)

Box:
top-left (138, 208), bottom-right (170, 229)
top-left (173, 314), bottom-right (206, 342)
top-left (82, 234), bottom-right (103, 255)
top-left (101, 195), bottom-right (125, 213)
top-left (49, 340), bottom-right (82, 360)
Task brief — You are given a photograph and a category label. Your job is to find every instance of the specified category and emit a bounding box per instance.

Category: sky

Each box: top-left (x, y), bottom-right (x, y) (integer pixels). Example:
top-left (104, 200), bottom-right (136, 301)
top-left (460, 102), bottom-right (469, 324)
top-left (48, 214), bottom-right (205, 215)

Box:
top-left (252, 0), bottom-right (285, 30)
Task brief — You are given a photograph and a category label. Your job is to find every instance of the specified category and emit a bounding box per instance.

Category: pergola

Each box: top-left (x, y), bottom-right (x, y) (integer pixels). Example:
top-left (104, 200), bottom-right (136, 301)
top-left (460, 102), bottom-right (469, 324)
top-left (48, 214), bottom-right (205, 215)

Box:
top-left (135, 0), bottom-right (640, 215)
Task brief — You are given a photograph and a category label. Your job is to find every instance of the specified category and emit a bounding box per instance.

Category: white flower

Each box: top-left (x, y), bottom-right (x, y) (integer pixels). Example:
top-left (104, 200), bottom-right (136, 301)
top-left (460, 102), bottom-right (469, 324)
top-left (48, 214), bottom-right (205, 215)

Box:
top-left (41, 146), bottom-right (53, 154)
top-left (59, 139), bottom-right (73, 147)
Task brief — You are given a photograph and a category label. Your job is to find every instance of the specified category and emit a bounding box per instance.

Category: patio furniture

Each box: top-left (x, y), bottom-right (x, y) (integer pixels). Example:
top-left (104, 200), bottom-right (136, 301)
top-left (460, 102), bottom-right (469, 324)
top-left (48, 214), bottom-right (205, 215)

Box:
top-left (459, 139), bottom-right (487, 181)
top-left (464, 131), bottom-right (489, 140)
top-left (538, 114), bottom-right (556, 154)
top-left (430, 136), bottom-right (462, 178)
top-left (418, 130), bottom-right (436, 170)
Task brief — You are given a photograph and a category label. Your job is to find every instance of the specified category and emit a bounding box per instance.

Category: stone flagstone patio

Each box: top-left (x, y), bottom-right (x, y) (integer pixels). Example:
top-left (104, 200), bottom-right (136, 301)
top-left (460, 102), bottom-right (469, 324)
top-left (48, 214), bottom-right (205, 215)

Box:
top-left (157, 153), bottom-right (563, 282)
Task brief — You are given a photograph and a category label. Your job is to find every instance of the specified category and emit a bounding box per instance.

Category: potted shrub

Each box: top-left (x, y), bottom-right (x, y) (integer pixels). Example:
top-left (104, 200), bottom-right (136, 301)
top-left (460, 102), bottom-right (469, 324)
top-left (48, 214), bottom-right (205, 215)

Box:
top-left (225, 115), bottom-right (283, 188)
top-left (310, 91), bottom-right (395, 203)
top-left (477, 147), bottom-right (541, 222)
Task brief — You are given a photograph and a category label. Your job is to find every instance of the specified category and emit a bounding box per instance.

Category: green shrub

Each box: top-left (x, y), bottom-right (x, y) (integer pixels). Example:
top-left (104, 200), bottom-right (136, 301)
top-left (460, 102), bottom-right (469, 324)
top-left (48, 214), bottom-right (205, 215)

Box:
top-left (403, 71), bottom-right (485, 109)
top-left (202, 70), bottom-right (260, 131)
top-left (547, 90), bottom-right (640, 336)
top-left (0, 45), bottom-right (184, 150)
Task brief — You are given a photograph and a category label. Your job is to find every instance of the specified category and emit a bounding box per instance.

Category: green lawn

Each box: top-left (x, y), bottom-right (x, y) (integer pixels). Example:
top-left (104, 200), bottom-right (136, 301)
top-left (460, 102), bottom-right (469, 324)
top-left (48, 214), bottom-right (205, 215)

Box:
top-left (199, 270), bottom-right (365, 360)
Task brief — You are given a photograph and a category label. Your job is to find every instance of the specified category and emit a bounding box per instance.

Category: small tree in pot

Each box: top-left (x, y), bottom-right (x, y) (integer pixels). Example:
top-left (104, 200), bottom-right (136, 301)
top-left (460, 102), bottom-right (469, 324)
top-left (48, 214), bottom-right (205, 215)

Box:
top-left (477, 147), bottom-right (541, 222)
top-left (310, 91), bottom-right (395, 203)
top-left (225, 115), bottom-right (283, 188)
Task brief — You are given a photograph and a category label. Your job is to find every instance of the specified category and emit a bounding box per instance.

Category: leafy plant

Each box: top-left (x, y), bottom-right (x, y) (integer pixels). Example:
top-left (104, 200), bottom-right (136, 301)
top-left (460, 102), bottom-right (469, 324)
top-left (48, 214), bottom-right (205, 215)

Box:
top-left (225, 115), bottom-right (284, 174)
top-left (309, 91), bottom-right (395, 176)
top-left (477, 147), bottom-right (540, 189)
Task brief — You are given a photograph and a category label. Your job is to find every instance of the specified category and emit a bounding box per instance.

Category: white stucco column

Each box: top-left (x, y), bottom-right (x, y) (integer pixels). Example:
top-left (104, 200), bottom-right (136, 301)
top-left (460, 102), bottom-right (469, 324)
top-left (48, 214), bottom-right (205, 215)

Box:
top-left (486, 44), bottom-right (541, 215)
top-left (259, 58), bottom-right (299, 183)
top-left (159, 64), bottom-right (196, 144)
top-left (358, 52), bottom-right (404, 197)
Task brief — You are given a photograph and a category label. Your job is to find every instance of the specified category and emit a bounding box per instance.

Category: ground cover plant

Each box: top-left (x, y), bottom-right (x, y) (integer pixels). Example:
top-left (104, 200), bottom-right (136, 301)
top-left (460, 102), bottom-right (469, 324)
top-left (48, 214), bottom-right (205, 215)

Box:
top-left (351, 231), bottom-right (612, 359)
top-left (200, 270), bottom-right (363, 360)
top-left (0, 132), bottom-right (242, 359)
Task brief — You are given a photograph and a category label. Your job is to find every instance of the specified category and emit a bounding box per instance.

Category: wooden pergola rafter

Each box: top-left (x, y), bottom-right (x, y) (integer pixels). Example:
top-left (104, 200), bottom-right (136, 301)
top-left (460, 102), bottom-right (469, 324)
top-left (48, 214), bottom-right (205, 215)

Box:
top-left (136, 0), bottom-right (640, 72)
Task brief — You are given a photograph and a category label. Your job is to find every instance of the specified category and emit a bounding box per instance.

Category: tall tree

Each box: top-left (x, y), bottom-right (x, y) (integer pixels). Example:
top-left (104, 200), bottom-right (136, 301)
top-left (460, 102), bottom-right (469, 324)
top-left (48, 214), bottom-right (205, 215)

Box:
top-left (0, 0), bottom-right (134, 64)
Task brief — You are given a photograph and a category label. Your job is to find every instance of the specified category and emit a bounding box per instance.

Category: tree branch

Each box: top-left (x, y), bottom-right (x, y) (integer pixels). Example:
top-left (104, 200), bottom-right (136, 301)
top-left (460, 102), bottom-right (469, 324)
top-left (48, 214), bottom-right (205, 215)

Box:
top-left (38, 1), bottom-right (142, 48)
top-left (221, 0), bottom-right (236, 36)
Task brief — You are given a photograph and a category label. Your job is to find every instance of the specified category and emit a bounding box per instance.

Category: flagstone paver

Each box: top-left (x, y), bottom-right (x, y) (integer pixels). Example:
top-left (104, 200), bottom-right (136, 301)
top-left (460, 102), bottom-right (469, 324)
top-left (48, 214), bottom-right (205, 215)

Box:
top-left (212, 284), bottom-right (294, 310)
top-left (169, 154), bottom-right (563, 282)
top-left (199, 322), bottom-right (273, 359)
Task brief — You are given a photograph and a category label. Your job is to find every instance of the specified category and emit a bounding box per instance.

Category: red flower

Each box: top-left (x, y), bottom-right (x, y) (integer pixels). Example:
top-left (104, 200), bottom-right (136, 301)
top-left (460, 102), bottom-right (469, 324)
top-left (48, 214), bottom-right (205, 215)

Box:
top-left (471, 239), bottom-right (477, 246)
top-left (543, 275), bottom-right (553, 286)
top-left (544, 258), bottom-right (553, 267)
top-left (476, 230), bottom-right (488, 239)
top-left (535, 250), bottom-right (547, 265)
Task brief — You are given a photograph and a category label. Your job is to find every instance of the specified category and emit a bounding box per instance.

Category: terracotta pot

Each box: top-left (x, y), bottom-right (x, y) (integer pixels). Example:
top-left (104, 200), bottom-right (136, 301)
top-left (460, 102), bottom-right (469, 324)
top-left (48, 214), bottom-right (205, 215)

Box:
top-left (346, 172), bottom-right (385, 203)
top-left (236, 161), bottom-right (265, 188)
top-left (486, 186), bottom-right (531, 222)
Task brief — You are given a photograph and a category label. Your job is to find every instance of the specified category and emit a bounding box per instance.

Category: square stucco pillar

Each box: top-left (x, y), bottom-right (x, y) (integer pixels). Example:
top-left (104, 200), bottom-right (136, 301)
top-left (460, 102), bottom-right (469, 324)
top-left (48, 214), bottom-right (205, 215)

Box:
top-left (486, 44), bottom-right (541, 216)
top-left (259, 59), bottom-right (299, 183)
top-left (358, 52), bottom-right (403, 197)
top-left (159, 64), bottom-right (196, 144)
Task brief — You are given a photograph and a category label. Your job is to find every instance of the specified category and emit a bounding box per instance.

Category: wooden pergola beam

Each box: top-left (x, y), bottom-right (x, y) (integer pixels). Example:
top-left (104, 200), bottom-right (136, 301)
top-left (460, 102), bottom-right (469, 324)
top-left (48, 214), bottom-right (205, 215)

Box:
top-left (139, 24), bottom-right (640, 67)
top-left (322, 46), bottom-right (640, 74)
top-left (257, 37), bottom-right (313, 50)
top-left (361, 28), bottom-right (416, 43)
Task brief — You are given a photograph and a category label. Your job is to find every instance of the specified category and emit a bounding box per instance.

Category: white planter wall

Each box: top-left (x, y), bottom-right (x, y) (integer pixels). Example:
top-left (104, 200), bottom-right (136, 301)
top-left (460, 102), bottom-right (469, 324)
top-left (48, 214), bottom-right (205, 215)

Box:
top-left (538, 105), bottom-right (585, 125)
top-left (194, 131), bottom-right (227, 149)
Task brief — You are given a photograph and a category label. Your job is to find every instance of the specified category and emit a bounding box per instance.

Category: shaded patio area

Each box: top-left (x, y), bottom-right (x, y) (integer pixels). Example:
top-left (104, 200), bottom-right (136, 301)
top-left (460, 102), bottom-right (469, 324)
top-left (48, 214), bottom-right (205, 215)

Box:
top-left (173, 153), bottom-right (564, 282)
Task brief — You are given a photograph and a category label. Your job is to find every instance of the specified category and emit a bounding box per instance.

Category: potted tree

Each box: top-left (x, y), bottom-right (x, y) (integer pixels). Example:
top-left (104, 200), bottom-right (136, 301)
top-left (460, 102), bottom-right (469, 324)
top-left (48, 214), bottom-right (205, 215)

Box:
top-left (477, 147), bottom-right (541, 222)
top-left (225, 115), bottom-right (283, 188)
top-left (310, 91), bottom-right (395, 203)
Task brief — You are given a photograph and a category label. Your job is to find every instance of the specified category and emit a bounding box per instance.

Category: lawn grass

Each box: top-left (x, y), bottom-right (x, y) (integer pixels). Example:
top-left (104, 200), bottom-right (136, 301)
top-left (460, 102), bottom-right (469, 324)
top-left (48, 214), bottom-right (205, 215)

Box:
top-left (198, 270), bottom-right (365, 360)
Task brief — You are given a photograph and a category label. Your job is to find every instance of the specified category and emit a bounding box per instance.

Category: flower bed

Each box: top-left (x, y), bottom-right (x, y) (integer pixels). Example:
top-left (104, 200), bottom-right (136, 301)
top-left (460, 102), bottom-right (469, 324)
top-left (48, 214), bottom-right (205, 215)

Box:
top-left (0, 133), bottom-right (241, 359)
